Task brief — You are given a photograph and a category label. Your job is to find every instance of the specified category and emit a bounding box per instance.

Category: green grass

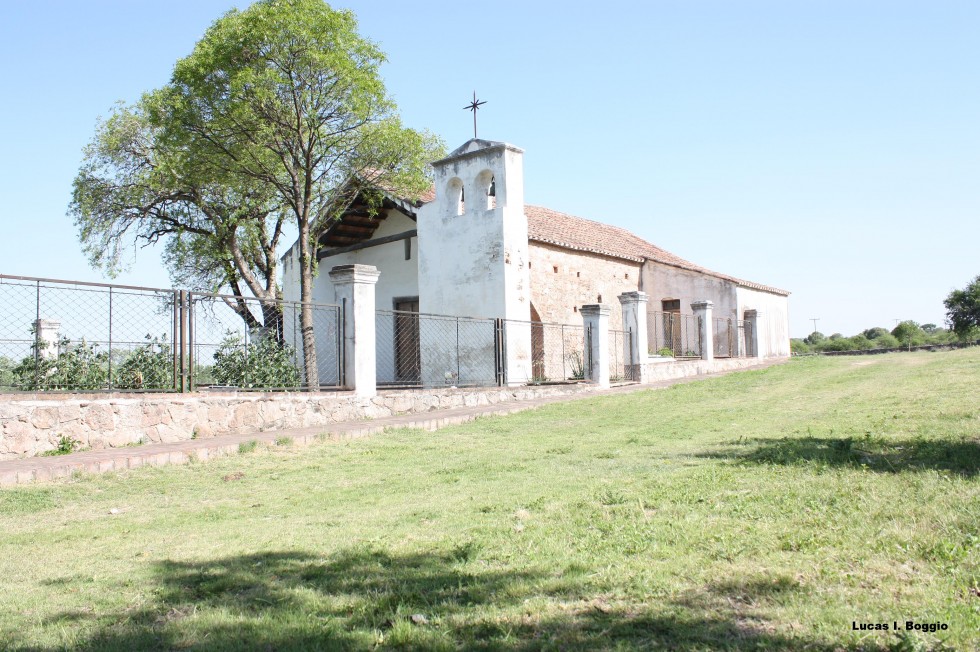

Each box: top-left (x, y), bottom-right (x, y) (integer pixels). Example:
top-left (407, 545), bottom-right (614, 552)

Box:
top-left (1, 349), bottom-right (978, 650)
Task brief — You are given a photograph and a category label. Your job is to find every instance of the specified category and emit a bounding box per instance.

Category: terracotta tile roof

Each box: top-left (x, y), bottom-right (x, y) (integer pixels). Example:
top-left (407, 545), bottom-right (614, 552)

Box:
top-left (525, 205), bottom-right (789, 296)
top-left (408, 189), bottom-right (789, 296)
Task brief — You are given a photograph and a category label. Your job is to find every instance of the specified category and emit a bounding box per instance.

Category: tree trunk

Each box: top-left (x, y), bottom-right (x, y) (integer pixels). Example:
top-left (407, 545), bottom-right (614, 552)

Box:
top-left (298, 221), bottom-right (319, 388)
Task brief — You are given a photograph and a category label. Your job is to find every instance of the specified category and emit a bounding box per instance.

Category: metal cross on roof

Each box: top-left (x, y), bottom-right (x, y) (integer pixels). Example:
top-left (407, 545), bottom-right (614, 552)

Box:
top-left (463, 91), bottom-right (486, 139)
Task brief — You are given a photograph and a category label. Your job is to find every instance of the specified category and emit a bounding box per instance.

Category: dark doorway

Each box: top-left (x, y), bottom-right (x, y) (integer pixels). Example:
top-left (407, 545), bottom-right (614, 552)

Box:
top-left (661, 299), bottom-right (682, 356)
top-left (393, 298), bottom-right (420, 383)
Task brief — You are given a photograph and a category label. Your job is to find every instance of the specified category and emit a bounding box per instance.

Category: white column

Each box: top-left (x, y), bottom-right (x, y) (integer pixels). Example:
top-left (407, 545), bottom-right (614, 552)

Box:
top-left (34, 319), bottom-right (61, 360)
top-left (329, 264), bottom-right (380, 398)
top-left (581, 304), bottom-right (611, 388)
top-left (691, 300), bottom-right (714, 362)
top-left (744, 309), bottom-right (764, 358)
top-left (618, 291), bottom-right (648, 382)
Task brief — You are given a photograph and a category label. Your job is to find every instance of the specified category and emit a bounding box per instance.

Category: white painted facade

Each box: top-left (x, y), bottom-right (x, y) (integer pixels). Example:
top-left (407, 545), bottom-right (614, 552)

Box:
top-left (280, 136), bottom-right (790, 390)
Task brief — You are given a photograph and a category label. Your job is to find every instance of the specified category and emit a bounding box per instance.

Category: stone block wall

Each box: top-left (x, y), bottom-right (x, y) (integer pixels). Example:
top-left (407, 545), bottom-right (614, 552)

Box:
top-left (0, 384), bottom-right (593, 460)
top-left (528, 242), bottom-right (641, 331)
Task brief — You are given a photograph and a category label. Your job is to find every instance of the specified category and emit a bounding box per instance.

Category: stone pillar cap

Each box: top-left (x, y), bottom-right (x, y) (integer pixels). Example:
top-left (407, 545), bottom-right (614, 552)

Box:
top-left (691, 300), bottom-right (714, 309)
top-left (580, 304), bottom-right (612, 316)
top-left (618, 291), bottom-right (649, 304)
top-left (328, 264), bottom-right (380, 284)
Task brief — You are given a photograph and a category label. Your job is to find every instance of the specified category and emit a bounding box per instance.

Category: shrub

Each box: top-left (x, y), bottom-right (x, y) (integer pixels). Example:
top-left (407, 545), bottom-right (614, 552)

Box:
top-left (891, 320), bottom-right (926, 347)
top-left (212, 333), bottom-right (301, 388)
top-left (116, 335), bottom-right (173, 390)
top-left (871, 333), bottom-right (900, 349)
top-left (13, 336), bottom-right (109, 390)
top-left (790, 339), bottom-right (811, 355)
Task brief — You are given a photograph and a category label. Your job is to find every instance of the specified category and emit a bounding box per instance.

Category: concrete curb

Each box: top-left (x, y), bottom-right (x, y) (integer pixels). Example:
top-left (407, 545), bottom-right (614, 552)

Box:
top-left (0, 360), bottom-right (784, 487)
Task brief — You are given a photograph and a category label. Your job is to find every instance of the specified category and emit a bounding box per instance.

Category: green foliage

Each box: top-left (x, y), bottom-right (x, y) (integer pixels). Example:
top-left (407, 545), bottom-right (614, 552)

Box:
top-left (891, 320), bottom-right (926, 346)
top-left (789, 339), bottom-right (811, 354)
top-left (862, 327), bottom-right (890, 340)
top-left (13, 336), bottom-right (109, 391)
top-left (803, 331), bottom-right (825, 345)
top-left (40, 435), bottom-right (81, 457)
top-left (238, 440), bottom-right (259, 454)
top-left (870, 333), bottom-right (900, 349)
top-left (944, 274), bottom-right (980, 339)
top-left (0, 356), bottom-right (16, 389)
top-left (159, 0), bottom-right (444, 387)
top-left (211, 333), bottom-right (302, 388)
top-left (116, 335), bottom-right (173, 390)
top-left (656, 347), bottom-right (675, 357)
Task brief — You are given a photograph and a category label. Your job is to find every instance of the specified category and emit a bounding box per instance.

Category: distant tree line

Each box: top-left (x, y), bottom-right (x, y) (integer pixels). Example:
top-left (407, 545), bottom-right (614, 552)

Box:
top-left (793, 275), bottom-right (980, 355)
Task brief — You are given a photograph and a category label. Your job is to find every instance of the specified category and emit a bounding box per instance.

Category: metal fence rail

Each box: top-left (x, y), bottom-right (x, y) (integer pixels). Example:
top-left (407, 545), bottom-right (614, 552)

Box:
top-left (608, 328), bottom-right (634, 382)
top-left (521, 320), bottom-right (588, 383)
top-left (648, 311), bottom-right (702, 358)
top-left (376, 309), bottom-right (500, 387)
top-left (191, 293), bottom-right (342, 390)
top-left (0, 274), bottom-right (178, 392)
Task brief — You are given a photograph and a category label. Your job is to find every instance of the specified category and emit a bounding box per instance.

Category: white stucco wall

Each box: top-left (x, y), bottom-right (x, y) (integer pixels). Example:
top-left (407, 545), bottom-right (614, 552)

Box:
top-left (735, 286), bottom-right (791, 358)
top-left (280, 208), bottom-right (420, 384)
top-left (641, 261), bottom-right (737, 353)
top-left (417, 141), bottom-right (532, 385)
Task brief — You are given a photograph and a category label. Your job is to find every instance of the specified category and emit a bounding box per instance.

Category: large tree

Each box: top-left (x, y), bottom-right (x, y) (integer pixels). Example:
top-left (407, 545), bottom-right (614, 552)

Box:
top-left (72, 0), bottom-right (442, 386)
top-left (71, 98), bottom-right (287, 332)
top-left (944, 275), bottom-right (980, 339)
top-left (159, 0), bottom-right (440, 386)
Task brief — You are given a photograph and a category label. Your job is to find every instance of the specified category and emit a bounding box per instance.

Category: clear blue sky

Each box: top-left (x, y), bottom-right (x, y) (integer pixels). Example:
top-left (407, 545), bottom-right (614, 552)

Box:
top-left (1, 0), bottom-right (977, 338)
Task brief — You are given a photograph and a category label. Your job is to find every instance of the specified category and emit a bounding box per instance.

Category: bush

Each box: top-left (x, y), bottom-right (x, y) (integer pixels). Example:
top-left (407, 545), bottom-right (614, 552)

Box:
top-left (870, 333), bottom-right (900, 349)
top-left (0, 356), bottom-right (16, 389)
top-left (13, 336), bottom-right (109, 390)
top-left (790, 339), bottom-right (811, 355)
top-left (862, 327), bottom-right (890, 340)
top-left (116, 335), bottom-right (174, 390)
top-left (211, 333), bottom-right (301, 388)
top-left (891, 320), bottom-right (926, 347)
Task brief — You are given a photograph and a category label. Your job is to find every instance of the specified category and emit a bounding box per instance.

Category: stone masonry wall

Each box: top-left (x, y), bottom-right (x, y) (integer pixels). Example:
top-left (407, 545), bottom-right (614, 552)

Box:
top-left (0, 384), bottom-right (594, 460)
top-left (528, 242), bottom-right (641, 331)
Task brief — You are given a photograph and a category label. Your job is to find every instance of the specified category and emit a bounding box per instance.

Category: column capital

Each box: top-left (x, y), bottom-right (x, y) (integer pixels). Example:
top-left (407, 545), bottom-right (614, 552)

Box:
top-left (691, 300), bottom-right (714, 311)
top-left (580, 303), bottom-right (612, 317)
top-left (618, 291), bottom-right (649, 305)
top-left (328, 264), bottom-right (380, 285)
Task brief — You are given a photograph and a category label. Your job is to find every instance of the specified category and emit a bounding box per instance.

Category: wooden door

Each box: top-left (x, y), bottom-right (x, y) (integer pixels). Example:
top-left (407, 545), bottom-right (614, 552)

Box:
top-left (394, 299), bottom-right (420, 382)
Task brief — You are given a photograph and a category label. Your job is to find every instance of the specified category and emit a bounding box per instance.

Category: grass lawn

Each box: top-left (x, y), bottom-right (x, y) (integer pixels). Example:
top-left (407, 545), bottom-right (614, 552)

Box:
top-left (1, 349), bottom-right (978, 651)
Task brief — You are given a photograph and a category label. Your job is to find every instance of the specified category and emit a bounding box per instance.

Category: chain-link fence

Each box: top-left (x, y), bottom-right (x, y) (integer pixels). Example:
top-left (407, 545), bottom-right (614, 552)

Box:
top-left (0, 274), bottom-right (342, 392)
top-left (608, 328), bottom-right (634, 382)
top-left (0, 275), bottom-right (179, 392)
top-left (714, 318), bottom-right (755, 358)
top-left (376, 309), bottom-right (500, 387)
top-left (648, 311), bottom-right (702, 358)
top-left (191, 293), bottom-right (342, 390)
top-left (523, 320), bottom-right (588, 383)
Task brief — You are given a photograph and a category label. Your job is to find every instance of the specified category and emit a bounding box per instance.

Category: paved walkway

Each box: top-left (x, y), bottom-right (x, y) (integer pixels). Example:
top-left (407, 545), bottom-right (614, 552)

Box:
top-left (0, 361), bottom-right (783, 487)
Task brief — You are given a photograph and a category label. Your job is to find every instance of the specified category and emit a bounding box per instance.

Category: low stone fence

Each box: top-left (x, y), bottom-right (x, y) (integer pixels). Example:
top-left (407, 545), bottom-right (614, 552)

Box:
top-left (0, 355), bottom-right (785, 460)
top-left (0, 384), bottom-right (595, 460)
top-left (640, 356), bottom-right (771, 382)
top-left (816, 340), bottom-right (979, 356)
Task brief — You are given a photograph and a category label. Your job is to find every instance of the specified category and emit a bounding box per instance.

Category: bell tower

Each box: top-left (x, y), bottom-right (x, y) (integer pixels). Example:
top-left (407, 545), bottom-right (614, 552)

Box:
top-left (416, 139), bottom-right (532, 384)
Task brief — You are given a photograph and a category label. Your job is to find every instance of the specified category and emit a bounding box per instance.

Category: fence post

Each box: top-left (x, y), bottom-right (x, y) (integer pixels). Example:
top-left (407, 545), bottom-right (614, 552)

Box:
top-left (691, 300), bottom-right (714, 363)
top-left (179, 290), bottom-right (189, 392)
top-left (618, 291), bottom-right (648, 383)
top-left (744, 309), bottom-right (763, 358)
top-left (581, 304), bottom-right (611, 388)
top-left (172, 291), bottom-right (180, 390)
top-left (329, 264), bottom-right (380, 398)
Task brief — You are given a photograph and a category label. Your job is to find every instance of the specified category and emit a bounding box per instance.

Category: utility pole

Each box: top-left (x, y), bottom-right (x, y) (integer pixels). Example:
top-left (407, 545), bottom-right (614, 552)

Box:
top-left (810, 318), bottom-right (820, 334)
